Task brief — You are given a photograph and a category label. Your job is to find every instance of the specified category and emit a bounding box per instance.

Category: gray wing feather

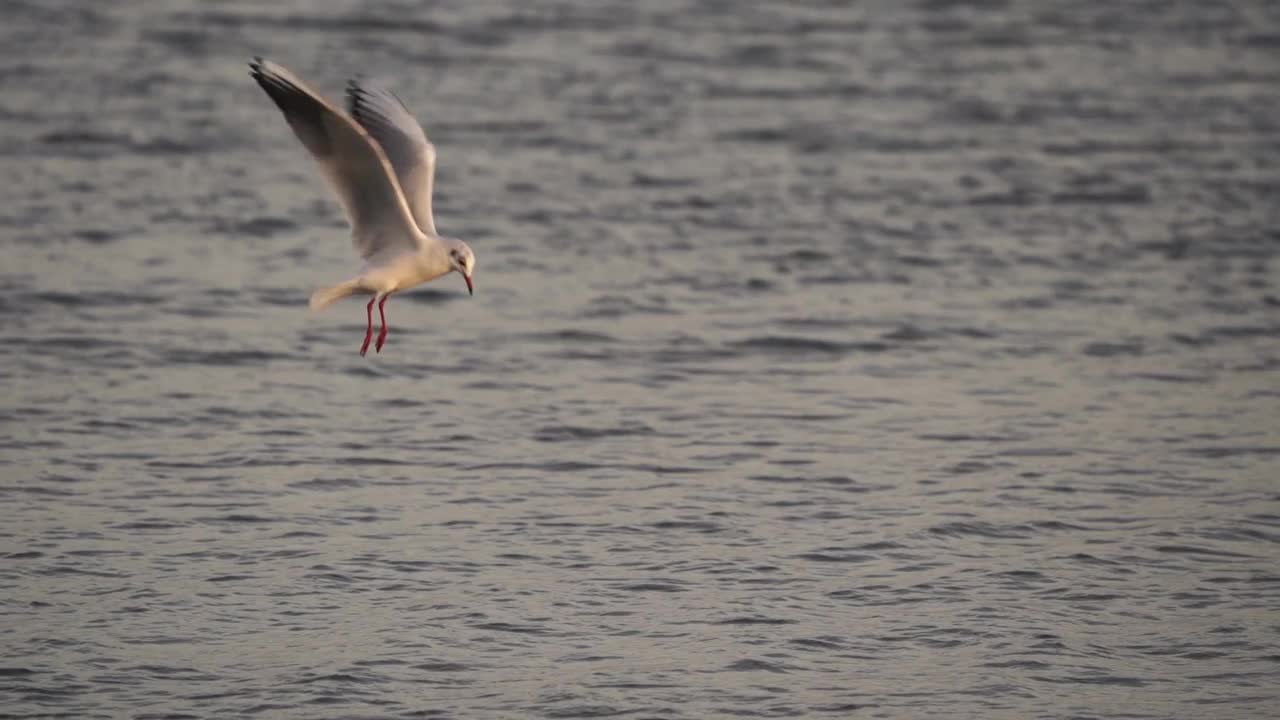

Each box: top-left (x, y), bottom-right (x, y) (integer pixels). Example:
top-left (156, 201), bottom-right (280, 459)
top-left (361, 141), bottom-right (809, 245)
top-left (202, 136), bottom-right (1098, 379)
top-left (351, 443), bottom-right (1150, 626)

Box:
top-left (346, 79), bottom-right (439, 237)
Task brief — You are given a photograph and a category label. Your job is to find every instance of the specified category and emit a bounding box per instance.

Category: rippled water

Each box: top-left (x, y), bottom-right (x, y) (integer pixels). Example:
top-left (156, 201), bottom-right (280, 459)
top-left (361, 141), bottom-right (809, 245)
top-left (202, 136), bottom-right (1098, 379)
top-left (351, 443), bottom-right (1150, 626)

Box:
top-left (3, 1), bottom-right (1279, 717)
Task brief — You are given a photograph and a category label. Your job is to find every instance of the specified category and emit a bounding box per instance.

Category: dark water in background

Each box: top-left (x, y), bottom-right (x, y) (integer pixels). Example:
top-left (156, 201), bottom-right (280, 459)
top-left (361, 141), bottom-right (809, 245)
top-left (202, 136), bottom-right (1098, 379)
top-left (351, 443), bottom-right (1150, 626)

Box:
top-left (2, 0), bottom-right (1279, 717)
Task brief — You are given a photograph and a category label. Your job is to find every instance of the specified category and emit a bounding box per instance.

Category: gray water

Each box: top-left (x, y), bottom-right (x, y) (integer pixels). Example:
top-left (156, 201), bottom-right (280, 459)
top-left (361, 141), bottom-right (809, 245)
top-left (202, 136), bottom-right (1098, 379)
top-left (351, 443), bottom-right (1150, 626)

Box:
top-left (3, 1), bottom-right (1279, 718)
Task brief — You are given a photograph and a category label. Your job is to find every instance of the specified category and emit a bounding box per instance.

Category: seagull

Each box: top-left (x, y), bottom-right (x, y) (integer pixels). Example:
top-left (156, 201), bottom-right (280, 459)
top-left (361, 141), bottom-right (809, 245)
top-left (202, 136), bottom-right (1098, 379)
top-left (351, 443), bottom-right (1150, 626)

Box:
top-left (248, 57), bottom-right (475, 356)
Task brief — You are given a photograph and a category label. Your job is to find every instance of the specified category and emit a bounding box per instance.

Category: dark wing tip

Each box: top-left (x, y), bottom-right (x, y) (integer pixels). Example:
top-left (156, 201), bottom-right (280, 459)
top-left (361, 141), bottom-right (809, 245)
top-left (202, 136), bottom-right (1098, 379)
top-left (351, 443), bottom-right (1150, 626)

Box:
top-left (345, 80), bottom-right (407, 135)
top-left (345, 81), bottom-right (363, 108)
top-left (248, 66), bottom-right (334, 158)
top-left (346, 83), bottom-right (386, 130)
top-left (248, 59), bottom-right (297, 101)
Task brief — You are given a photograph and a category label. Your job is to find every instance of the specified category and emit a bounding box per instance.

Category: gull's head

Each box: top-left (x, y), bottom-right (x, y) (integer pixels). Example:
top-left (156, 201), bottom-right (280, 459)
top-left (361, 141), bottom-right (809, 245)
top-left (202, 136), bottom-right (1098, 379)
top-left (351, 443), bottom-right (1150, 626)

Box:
top-left (446, 239), bottom-right (476, 296)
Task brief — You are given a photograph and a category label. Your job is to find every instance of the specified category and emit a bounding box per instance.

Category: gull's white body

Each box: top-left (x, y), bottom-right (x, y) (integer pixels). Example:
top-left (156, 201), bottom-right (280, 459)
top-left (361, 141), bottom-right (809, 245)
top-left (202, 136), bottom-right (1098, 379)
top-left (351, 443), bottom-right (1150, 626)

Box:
top-left (308, 244), bottom-right (455, 311)
top-left (249, 57), bottom-right (475, 354)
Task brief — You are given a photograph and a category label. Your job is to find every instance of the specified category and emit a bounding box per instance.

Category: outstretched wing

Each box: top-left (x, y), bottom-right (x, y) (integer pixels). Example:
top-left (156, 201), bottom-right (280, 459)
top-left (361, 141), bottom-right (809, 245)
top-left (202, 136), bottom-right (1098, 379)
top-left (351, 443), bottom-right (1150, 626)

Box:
top-left (249, 58), bottom-right (423, 260)
top-left (346, 78), bottom-right (439, 237)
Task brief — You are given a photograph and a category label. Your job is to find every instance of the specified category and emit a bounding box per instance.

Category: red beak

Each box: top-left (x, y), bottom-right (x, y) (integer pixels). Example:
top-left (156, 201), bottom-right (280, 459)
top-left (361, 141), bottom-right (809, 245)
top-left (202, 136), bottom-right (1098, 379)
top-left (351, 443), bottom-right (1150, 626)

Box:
top-left (464, 274), bottom-right (474, 295)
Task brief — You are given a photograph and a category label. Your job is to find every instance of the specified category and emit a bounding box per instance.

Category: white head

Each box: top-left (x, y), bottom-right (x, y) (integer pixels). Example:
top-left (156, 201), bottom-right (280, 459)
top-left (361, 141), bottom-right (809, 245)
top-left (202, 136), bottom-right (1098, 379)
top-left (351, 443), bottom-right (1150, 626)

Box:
top-left (445, 238), bottom-right (476, 295)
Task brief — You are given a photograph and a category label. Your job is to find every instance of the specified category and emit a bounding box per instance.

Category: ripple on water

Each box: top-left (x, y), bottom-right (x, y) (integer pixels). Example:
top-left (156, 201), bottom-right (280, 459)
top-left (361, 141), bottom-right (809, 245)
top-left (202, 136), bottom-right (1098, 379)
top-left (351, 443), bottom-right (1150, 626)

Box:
top-left (3, 1), bottom-right (1279, 718)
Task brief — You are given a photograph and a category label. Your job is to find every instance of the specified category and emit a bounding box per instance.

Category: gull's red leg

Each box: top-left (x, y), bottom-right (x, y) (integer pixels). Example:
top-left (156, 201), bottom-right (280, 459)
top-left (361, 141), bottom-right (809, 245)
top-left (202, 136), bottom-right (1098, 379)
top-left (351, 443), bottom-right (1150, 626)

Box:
top-left (375, 294), bottom-right (391, 353)
top-left (359, 297), bottom-right (376, 356)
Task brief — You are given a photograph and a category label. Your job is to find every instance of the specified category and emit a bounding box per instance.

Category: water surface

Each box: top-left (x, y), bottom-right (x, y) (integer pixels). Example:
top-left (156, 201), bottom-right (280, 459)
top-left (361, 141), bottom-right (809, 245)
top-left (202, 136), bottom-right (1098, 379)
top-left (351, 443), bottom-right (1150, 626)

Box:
top-left (2, 1), bottom-right (1279, 717)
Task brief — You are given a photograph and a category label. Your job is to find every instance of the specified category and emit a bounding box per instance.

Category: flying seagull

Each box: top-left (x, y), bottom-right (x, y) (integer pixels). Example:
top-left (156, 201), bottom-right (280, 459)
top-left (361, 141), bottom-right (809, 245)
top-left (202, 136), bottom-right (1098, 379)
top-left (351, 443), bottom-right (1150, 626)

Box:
top-left (249, 57), bottom-right (475, 356)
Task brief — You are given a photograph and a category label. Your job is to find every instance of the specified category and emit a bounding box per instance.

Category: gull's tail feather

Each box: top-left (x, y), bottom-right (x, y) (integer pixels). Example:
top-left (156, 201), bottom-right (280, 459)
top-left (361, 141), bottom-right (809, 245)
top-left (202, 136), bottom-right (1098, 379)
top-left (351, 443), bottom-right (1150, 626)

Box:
top-left (309, 279), bottom-right (362, 311)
